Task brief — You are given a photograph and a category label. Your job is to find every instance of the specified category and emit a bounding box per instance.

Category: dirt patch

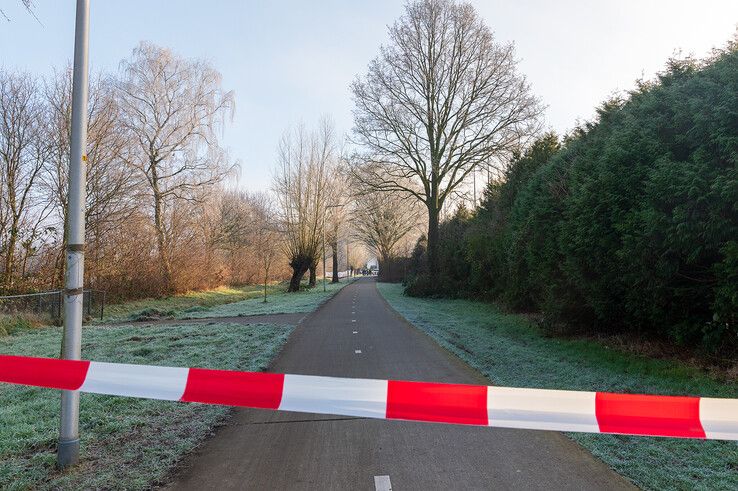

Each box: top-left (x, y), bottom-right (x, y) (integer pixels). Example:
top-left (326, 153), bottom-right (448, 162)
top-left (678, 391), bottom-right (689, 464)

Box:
top-left (130, 308), bottom-right (177, 322)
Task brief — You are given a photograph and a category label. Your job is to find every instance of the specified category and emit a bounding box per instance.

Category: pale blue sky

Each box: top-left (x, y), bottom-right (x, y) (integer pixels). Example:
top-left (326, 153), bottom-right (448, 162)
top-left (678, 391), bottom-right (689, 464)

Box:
top-left (1, 1), bottom-right (737, 192)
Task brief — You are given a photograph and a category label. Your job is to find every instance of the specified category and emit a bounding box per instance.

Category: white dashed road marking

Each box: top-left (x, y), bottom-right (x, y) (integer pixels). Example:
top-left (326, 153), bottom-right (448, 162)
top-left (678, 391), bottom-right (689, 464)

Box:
top-left (374, 475), bottom-right (392, 491)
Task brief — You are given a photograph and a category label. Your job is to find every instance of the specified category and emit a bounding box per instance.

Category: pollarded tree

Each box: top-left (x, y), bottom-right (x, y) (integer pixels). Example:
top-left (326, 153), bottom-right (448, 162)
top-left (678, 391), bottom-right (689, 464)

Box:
top-left (351, 0), bottom-right (541, 279)
top-left (273, 119), bottom-right (335, 292)
top-left (118, 42), bottom-right (234, 293)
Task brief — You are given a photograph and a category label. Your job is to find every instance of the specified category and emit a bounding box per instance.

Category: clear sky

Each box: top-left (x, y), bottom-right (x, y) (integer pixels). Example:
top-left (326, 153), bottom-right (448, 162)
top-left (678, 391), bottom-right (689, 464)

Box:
top-left (1, 1), bottom-right (736, 192)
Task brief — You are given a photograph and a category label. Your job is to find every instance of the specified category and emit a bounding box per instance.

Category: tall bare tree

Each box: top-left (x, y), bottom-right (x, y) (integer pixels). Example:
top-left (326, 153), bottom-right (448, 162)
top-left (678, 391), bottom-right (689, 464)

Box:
top-left (273, 120), bottom-right (334, 292)
top-left (118, 42), bottom-right (235, 292)
top-left (0, 71), bottom-right (50, 292)
top-left (351, 0), bottom-right (541, 278)
top-left (43, 68), bottom-right (137, 288)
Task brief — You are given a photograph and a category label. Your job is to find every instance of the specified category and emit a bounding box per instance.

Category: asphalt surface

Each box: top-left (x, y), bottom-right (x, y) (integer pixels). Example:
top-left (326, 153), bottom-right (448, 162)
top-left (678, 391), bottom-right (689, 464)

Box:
top-left (168, 278), bottom-right (633, 490)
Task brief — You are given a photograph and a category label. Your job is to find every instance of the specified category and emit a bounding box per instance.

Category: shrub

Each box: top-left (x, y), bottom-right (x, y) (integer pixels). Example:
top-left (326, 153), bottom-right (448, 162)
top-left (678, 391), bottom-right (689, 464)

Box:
top-left (409, 44), bottom-right (738, 356)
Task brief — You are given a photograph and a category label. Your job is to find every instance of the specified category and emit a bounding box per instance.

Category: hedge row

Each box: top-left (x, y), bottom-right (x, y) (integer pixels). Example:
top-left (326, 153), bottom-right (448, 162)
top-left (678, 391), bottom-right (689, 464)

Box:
top-left (408, 46), bottom-right (738, 355)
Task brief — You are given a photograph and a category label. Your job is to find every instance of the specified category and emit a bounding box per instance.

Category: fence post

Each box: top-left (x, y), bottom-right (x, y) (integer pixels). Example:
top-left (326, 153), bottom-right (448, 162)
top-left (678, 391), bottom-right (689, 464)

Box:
top-left (100, 291), bottom-right (105, 321)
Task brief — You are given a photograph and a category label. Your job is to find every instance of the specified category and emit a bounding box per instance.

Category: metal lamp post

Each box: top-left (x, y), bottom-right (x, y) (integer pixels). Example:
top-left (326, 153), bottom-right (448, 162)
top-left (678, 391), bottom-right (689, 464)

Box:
top-left (58, 0), bottom-right (90, 469)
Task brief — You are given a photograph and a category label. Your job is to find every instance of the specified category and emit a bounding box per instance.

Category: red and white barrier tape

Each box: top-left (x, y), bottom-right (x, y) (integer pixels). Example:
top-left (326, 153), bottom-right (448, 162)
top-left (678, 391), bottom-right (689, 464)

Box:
top-left (1, 354), bottom-right (736, 440)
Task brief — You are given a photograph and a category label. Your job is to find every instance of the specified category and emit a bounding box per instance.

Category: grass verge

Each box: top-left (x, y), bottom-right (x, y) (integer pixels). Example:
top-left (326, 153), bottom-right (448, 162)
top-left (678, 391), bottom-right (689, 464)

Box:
top-left (99, 279), bottom-right (354, 324)
top-left (377, 282), bottom-right (738, 490)
top-left (0, 321), bottom-right (293, 490)
top-left (98, 283), bottom-right (287, 323)
top-left (180, 278), bottom-right (354, 319)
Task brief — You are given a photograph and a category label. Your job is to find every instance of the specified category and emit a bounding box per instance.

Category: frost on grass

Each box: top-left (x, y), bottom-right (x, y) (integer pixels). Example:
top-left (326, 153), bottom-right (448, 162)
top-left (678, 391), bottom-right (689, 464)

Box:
top-left (99, 285), bottom-right (274, 324)
top-left (182, 279), bottom-right (353, 319)
top-left (376, 282), bottom-right (738, 491)
top-left (0, 322), bottom-right (293, 490)
top-left (99, 280), bottom-right (354, 325)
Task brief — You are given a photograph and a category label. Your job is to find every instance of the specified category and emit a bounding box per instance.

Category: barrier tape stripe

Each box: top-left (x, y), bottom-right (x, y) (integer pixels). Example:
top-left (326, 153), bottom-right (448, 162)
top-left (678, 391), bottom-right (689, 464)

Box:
top-left (1, 355), bottom-right (736, 440)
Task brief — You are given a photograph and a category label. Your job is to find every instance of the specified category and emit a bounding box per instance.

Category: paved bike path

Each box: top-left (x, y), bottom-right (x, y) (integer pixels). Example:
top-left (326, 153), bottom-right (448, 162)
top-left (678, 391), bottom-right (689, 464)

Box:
top-left (169, 278), bottom-right (632, 490)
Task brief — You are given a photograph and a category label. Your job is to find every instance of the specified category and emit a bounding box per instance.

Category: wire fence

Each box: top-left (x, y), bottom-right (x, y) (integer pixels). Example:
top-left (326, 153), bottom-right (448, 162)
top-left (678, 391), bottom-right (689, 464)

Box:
top-left (0, 289), bottom-right (106, 323)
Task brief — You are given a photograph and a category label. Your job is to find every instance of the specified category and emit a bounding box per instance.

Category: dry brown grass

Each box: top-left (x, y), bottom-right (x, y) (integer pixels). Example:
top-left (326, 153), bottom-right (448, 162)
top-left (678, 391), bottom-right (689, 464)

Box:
top-left (0, 312), bottom-right (50, 336)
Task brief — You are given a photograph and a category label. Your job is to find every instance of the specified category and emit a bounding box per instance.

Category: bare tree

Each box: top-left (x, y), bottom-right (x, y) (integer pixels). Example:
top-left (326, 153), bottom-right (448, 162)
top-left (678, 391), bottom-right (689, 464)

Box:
top-left (0, 48), bottom-right (298, 300)
top-left (0, 71), bottom-right (51, 292)
top-left (206, 189), bottom-right (273, 286)
top-left (1, 0), bottom-right (40, 24)
top-left (325, 163), bottom-right (351, 283)
top-left (43, 68), bottom-right (137, 288)
top-left (249, 194), bottom-right (280, 302)
top-left (351, 0), bottom-right (542, 278)
top-left (353, 187), bottom-right (420, 273)
top-left (209, 190), bottom-right (253, 272)
top-left (118, 42), bottom-right (235, 292)
top-left (273, 120), bottom-right (334, 292)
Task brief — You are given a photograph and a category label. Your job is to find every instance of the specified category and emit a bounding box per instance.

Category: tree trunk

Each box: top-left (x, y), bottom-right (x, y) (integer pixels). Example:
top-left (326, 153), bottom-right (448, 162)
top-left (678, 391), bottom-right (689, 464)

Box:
top-left (153, 195), bottom-right (173, 293)
top-left (3, 224), bottom-right (17, 291)
top-left (331, 241), bottom-right (339, 283)
top-left (380, 252), bottom-right (391, 282)
top-left (263, 271), bottom-right (268, 303)
top-left (2, 184), bottom-right (18, 292)
top-left (288, 254), bottom-right (310, 292)
top-left (55, 202), bottom-right (70, 290)
top-left (426, 203), bottom-right (440, 281)
top-left (52, 247), bottom-right (65, 290)
top-left (308, 262), bottom-right (317, 287)
top-left (151, 167), bottom-right (174, 294)
top-left (288, 266), bottom-right (306, 292)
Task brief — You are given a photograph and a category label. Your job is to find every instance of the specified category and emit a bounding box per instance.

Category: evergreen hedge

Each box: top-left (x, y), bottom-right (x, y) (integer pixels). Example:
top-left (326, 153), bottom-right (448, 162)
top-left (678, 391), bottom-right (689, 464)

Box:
top-left (408, 45), bottom-right (738, 355)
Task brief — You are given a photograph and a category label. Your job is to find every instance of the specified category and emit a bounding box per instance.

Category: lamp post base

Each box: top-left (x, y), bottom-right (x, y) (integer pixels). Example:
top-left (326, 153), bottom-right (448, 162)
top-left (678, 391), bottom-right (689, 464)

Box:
top-left (57, 438), bottom-right (80, 469)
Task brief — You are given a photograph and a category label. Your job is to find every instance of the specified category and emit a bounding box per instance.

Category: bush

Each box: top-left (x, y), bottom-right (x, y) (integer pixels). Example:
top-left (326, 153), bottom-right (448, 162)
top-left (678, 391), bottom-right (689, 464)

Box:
top-left (406, 207), bottom-right (474, 297)
top-left (404, 273), bottom-right (437, 297)
top-left (378, 257), bottom-right (413, 283)
top-left (409, 44), bottom-right (738, 356)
